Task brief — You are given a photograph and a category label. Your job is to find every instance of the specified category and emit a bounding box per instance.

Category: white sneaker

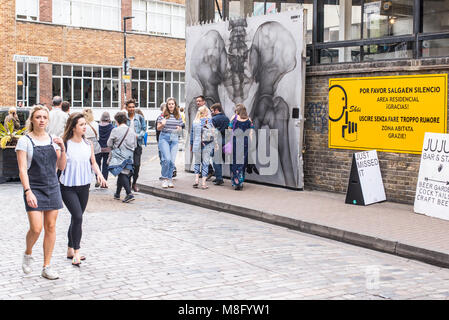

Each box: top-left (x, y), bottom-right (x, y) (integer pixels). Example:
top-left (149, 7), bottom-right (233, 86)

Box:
top-left (22, 254), bottom-right (34, 274)
top-left (41, 266), bottom-right (59, 280)
top-left (162, 180), bottom-right (169, 188)
top-left (168, 180), bottom-right (174, 188)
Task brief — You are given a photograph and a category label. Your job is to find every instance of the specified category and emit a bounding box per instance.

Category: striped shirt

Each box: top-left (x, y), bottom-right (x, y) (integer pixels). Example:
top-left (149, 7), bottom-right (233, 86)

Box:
top-left (157, 114), bottom-right (184, 134)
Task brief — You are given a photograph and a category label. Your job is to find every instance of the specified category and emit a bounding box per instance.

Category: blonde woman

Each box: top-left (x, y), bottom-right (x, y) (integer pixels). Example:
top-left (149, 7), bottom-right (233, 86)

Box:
top-left (83, 108), bottom-right (101, 185)
top-left (190, 106), bottom-right (214, 189)
top-left (15, 105), bottom-right (67, 280)
top-left (4, 107), bottom-right (20, 129)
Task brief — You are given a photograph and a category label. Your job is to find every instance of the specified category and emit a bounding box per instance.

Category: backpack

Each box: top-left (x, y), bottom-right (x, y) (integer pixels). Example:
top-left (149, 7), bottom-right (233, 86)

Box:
top-left (201, 119), bottom-right (215, 143)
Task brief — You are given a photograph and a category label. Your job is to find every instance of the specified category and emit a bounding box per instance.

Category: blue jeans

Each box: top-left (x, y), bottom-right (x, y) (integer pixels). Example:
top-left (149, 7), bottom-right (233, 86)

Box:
top-left (158, 132), bottom-right (179, 180)
top-left (194, 142), bottom-right (214, 176)
top-left (95, 152), bottom-right (109, 181)
top-left (212, 148), bottom-right (223, 181)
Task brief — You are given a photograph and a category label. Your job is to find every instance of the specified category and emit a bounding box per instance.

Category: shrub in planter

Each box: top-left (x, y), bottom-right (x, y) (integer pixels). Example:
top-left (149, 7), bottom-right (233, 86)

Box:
top-left (0, 121), bottom-right (26, 183)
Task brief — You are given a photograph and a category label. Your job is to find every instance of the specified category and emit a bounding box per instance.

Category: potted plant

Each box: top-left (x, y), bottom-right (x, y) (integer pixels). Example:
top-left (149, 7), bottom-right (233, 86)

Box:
top-left (0, 120), bottom-right (26, 183)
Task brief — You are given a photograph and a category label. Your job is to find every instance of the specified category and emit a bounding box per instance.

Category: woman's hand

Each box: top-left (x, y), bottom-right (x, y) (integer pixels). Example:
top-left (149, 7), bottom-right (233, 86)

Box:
top-left (26, 191), bottom-right (38, 209)
top-left (53, 137), bottom-right (65, 151)
top-left (161, 118), bottom-right (167, 126)
top-left (97, 175), bottom-right (107, 188)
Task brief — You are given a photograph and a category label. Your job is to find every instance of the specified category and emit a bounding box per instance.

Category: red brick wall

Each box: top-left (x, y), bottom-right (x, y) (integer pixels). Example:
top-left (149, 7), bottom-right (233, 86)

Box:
top-left (39, 63), bottom-right (53, 106)
top-left (122, 0), bottom-right (132, 31)
top-left (39, 0), bottom-right (52, 22)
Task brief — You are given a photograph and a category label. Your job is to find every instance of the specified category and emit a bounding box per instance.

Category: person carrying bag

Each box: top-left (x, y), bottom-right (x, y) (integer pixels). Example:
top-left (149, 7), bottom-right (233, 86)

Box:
top-left (107, 112), bottom-right (137, 203)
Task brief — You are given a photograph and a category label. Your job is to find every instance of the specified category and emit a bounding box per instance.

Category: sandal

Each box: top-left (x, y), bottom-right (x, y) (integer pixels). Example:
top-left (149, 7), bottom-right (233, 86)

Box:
top-left (193, 182), bottom-right (199, 188)
top-left (72, 257), bottom-right (82, 267)
top-left (67, 255), bottom-right (86, 261)
top-left (201, 185), bottom-right (209, 190)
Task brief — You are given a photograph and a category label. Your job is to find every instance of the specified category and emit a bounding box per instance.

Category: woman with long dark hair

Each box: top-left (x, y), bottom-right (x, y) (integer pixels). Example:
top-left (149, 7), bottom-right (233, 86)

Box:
top-left (16, 105), bottom-right (66, 280)
top-left (157, 97), bottom-right (184, 188)
top-left (60, 112), bottom-right (107, 266)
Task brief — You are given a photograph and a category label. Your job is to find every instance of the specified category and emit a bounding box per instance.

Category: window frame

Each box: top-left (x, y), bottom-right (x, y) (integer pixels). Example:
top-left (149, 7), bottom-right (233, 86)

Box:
top-left (52, 63), bottom-right (121, 108)
top-left (131, 0), bottom-right (186, 39)
top-left (131, 68), bottom-right (186, 109)
top-left (304, 0), bottom-right (449, 65)
top-left (52, 0), bottom-right (121, 31)
top-left (15, 0), bottom-right (39, 21)
top-left (16, 62), bottom-right (40, 107)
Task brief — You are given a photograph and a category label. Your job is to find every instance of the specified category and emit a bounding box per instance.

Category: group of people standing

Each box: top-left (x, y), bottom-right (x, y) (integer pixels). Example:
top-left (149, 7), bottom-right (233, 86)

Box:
top-left (15, 97), bottom-right (146, 280)
top-left (189, 97), bottom-right (255, 191)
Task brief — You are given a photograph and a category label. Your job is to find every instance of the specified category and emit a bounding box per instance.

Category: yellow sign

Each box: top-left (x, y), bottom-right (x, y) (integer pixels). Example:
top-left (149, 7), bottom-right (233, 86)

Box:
top-left (328, 74), bottom-right (447, 154)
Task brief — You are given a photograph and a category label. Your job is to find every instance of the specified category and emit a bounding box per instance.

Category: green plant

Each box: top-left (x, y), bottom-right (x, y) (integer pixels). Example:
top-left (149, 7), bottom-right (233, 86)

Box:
top-left (0, 120), bottom-right (26, 149)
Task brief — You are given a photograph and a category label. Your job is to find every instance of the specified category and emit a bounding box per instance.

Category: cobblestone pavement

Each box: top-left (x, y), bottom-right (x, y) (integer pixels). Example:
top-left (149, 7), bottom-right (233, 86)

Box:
top-left (1, 182), bottom-right (449, 300)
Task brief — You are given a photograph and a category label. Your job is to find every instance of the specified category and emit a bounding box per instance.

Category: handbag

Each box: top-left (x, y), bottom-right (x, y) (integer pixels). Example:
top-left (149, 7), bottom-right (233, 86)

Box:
top-left (223, 117), bottom-right (237, 155)
top-left (107, 127), bottom-right (130, 165)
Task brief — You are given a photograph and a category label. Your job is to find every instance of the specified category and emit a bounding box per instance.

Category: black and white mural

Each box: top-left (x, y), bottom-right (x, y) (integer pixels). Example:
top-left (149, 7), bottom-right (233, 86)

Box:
top-left (185, 10), bottom-right (306, 189)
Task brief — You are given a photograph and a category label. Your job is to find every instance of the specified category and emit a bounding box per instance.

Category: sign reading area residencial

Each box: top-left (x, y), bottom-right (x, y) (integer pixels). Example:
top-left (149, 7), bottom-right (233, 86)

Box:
top-left (329, 74), bottom-right (447, 154)
top-left (414, 132), bottom-right (449, 221)
top-left (345, 150), bottom-right (386, 206)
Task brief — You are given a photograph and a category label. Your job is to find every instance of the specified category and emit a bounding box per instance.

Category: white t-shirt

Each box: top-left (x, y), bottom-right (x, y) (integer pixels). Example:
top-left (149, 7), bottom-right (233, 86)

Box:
top-left (15, 135), bottom-right (61, 169)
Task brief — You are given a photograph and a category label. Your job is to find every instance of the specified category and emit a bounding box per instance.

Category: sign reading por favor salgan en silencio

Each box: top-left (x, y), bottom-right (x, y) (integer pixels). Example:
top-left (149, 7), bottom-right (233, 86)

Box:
top-left (328, 74), bottom-right (447, 154)
top-left (414, 133), bottom-right (449, 221)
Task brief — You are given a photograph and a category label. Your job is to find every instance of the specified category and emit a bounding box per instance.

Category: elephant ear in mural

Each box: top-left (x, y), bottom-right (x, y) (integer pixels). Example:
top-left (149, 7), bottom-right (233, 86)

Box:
top-left (249, 21), bottom-right (297, 187)
top-left (186, 10), bottom-right (306, 189)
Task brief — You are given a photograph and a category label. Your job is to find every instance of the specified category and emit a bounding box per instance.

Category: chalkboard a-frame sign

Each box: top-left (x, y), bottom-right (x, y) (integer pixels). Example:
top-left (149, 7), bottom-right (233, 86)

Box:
top-left (345, 150), bottom-right (387, 206)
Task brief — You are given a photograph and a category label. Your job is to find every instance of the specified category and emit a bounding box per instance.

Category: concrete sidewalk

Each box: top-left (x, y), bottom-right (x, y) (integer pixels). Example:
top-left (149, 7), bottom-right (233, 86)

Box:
top-left (137, 147), bottom-right (449, 269)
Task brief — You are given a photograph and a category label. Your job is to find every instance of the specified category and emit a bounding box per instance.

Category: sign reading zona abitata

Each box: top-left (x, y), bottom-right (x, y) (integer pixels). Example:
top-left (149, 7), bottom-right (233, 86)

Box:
top-left (414, 132), bottom-right (449, 221)
top-left (329, 74), bottom-right (447, 154)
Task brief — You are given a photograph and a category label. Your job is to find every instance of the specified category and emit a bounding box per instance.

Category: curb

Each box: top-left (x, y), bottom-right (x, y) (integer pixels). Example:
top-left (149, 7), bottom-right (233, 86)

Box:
top-left (137, 183), bottom-right (449, 269)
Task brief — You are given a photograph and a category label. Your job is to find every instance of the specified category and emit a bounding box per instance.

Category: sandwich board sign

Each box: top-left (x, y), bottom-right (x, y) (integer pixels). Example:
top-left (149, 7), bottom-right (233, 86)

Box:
top-left (414, 132), bottom-right (449, 221)
top-left (345, 150), bottom-right (386, 206)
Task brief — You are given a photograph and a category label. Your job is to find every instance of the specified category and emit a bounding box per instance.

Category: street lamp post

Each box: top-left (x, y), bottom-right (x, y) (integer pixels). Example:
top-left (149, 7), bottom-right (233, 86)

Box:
top-left (123, 16), bottom-right (134, 102)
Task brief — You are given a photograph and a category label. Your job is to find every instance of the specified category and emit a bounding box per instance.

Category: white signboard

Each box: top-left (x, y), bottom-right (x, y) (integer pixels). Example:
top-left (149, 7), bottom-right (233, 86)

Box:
top-left (414, 132), bottom-right (449, 220)
top-left (355, 150), bottom-right (386, 205)
top-left (13, 55), bottom-right (48, 63)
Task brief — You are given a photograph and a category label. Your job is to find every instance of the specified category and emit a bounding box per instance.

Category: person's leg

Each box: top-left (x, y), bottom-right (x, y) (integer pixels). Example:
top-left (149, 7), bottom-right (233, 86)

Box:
top-left (159, 135), bottom-right (171, 179)
top-left (101, 152), bottom-right (109, 181)
top-left (94, 153), bottom-right (102, 185)
top-left (119, 173), bottom-right (132, 195)
top-left (167, 137), bottom-right (179, 180)
top-left (116, 173), bottom-right (123, 197)
top-left (42, 210), bottom-right (59, 267)
top-left (132, 145), bottom-right (142, 188)
top-left (25, 211), bottom-right (43, 255)
top-left (61, 186), bottom-right (83, 259)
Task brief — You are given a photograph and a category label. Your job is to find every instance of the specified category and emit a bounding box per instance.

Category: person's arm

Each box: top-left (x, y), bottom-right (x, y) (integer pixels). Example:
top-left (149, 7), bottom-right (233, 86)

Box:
top-left (90, 142), bottom-right (107, 187)
top-left (17, 149), bottom-right (38, 209)
top-left (107, 129), bottom-right (115, 148)
top-left (190, 124), bottom-right (194, 147)
top-left (157, 117), bottom-right (166, 131)
top-left (139, 115), bottom-right (147, 139)
top-left (53, 137), bottom-right (67, 171)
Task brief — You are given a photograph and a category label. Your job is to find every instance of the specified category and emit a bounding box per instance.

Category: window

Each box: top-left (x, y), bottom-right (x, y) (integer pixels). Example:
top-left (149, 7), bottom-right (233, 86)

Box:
top-left (52, 64), bottom-right (120, 108)
top-left (422, 0), bottom-right (449, 57)
top-left (16, 63), bottom-right (39, 107)
top-left (132, 0), bottom-right (186, 38)
top-left (16, 0), bottom-right (39, 21)
top-left (131, 68), bottom-right (185, 109)
top-left (53, 0), bottom-right (121, 30)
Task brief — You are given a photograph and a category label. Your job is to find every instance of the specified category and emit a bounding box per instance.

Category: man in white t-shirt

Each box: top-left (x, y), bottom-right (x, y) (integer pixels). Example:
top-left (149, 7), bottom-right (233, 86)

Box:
top-left (47, 96), bottom-right (69, 137)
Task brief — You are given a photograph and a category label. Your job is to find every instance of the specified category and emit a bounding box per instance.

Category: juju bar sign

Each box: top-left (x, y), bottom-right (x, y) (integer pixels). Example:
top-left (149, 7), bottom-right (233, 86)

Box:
top-left (329, 74), bottom-right (447, 154)
top-left (414, 133), bottom-right (449, 221)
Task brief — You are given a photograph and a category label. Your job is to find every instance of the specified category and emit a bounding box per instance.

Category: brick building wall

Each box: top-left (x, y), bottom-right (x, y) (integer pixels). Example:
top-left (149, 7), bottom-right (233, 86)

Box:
top-left (303, 57), bottom-right (449, 204)
top-left (0, 0), bottom-right (186, 107)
